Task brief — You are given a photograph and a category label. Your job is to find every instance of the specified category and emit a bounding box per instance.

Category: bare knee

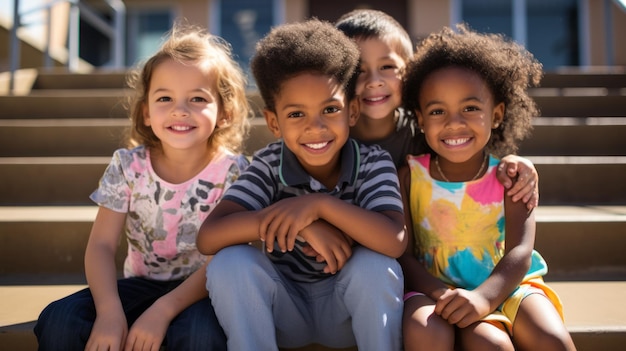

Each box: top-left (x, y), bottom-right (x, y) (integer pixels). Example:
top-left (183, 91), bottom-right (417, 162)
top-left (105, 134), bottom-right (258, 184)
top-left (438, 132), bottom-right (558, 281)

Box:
top-left (513, 294), bottom-right (576, 351)
top-left (514, 328), bottom-right (576, 351)
top-left (458, 322), bottom-right (514, 351)
top-left (403, 296), bottom-right (453, 351)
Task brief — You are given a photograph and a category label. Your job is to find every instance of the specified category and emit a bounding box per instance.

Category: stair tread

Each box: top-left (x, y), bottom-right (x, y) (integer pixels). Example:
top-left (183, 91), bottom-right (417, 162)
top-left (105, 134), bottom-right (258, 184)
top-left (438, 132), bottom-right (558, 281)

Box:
top-left (1, 205), bottom-right (625, 223)
top-left (1, 156), bottom-right (625, 166)
top-left (1, 281), bottom-right (625, 331)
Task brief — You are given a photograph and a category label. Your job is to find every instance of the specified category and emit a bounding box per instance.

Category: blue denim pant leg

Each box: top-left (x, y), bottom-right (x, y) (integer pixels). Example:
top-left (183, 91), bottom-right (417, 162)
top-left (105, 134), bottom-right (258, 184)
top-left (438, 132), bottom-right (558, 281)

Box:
top-left (165, 296), bottom-right (227, 351)
top-left (207, 244), bottom-right (312, 351)
top-left (34, 286), bottom-right (99, 351)
top-left (332, 246), bottom-right (404, 351)
top-left (35, 277), bottom-right (226, 351)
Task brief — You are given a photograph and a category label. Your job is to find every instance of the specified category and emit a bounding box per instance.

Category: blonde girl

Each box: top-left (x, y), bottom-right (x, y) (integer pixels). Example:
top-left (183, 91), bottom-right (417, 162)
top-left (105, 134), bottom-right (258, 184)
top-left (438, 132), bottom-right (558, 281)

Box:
top-left (35, 22), bottom-right (250, 351)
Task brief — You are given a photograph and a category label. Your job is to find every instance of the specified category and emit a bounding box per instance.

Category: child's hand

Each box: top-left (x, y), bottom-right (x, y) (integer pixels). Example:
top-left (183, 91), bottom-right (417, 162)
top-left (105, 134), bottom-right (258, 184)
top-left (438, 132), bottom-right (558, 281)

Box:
top-left (258, 194), bottom-right (322, 253)
top-left (124, 304), bottom-right (169, 351)
top-left (86, 310), bottom-right (128, 351)
top-left (434, 288), bottom-right (491, 328)
top-left (300, 222), bottom-right (353, 274)
top-left (497, 155), bottom-right (539, 210)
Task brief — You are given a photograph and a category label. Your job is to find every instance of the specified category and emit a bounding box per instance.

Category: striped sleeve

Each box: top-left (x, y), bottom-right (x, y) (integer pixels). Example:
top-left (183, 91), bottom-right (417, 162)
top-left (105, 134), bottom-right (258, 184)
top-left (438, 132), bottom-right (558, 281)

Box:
top-left (222, 145), bottom-right (279, 211)
top-left (354, 145), bottom-right (404, 214)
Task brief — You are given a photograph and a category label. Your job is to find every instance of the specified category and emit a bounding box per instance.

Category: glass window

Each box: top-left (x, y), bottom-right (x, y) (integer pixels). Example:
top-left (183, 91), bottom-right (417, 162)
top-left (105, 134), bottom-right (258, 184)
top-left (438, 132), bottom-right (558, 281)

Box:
top-left (462, 0), bottom-right (579, 70)
top-left (526, 0), bottom-right (578, 69)
top-left (463, 0), bottom-right (513, 38)
top-left (126, 10), bottom-right (172, 66)
top-left (217, 0), bottom-right (275, 85)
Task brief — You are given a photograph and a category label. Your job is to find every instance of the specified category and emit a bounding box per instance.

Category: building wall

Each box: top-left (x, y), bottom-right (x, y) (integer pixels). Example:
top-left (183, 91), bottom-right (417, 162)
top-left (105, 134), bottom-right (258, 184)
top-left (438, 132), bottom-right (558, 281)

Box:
top-left (101, 0), bottom-right (626, 67)
top-left (408, 0), bottom-right (451, 41)
top-left (3, 0), bottom-right (624, 72)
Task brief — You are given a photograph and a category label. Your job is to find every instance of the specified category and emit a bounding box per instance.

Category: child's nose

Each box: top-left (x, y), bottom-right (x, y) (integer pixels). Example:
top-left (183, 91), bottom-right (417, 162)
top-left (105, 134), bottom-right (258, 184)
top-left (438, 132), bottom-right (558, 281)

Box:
top-left (172, 103), bottom-right (190, 117)
top-left (306, 114), bottom-right (327, 131)
top-left (446, 111), bottom-right (466, 127)
top-left (365, 72), bottom-right (384, 88)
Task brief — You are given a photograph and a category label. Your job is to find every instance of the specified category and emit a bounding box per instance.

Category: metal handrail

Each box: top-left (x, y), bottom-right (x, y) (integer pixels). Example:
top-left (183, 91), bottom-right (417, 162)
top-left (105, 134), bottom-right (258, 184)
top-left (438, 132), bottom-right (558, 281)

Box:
top-left (8, 0), bottom-right (126, 95)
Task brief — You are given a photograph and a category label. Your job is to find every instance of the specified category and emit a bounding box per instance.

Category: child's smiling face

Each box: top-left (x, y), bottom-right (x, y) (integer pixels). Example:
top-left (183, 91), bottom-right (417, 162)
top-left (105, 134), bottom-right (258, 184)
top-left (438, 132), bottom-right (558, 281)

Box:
top-left (143, 58), bottom-right (223, 154)
top-left (417, 66), bottom-right (503, 166)
top-left (264, 73), bottom-right (359, 181)
top-left (354, 37), bottom-right (406, 122)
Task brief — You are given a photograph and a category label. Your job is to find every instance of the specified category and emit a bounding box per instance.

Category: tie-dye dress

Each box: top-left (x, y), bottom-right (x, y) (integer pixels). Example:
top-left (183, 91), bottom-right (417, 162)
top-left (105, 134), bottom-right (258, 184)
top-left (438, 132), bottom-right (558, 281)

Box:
top-left (406, 153), bottom-right (563, 330)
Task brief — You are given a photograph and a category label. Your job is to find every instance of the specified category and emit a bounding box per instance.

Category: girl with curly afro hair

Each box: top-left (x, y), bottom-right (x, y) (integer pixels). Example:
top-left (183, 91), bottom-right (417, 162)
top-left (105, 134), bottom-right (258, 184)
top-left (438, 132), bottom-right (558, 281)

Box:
top-left (398, 24), bottom-right (576, 351)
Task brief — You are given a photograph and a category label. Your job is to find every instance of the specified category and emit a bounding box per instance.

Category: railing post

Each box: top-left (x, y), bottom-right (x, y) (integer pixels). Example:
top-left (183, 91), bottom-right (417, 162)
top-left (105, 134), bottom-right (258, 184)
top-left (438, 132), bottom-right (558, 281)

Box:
top-left (44, 6), bottom-right (52, 69)
top-left (9, 0), bottom-right (21, 95)
top-left (113, 2), bottom-right (125, 68)
top-left (68, 2), bottom-right (80, 72)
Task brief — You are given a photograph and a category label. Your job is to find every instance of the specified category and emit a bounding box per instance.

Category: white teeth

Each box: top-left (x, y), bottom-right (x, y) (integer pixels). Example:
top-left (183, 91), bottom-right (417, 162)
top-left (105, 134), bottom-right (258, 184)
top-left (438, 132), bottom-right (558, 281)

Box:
top-left (444, 138), bottom-right (469, 146)
top-left (170, 125), bottom-right (192, 131)
top-left (366, 96), bottom-right (385, 102)
top-left (306, 142), bottom-right (328, 149)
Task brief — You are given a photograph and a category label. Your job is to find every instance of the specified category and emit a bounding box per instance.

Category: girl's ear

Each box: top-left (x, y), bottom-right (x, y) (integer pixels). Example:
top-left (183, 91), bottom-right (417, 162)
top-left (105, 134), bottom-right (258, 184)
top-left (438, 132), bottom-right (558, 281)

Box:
top-left (416, 110), bottom-right (425, 133)
top-left (492, 102), bottom-right (505, 128)
top-left (264, 109), bottom-right (282, 138)
top-left (348, 96), bottom-right (360, 127)
top-left (142, 103), bottom-right (151, 126)
top-left (217, 113), bottom-right (231, 128)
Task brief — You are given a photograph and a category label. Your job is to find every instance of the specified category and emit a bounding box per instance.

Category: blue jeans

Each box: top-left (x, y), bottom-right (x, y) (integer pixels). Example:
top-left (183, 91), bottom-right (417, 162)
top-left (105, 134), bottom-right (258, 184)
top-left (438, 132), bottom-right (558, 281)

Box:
top-left (34, 277), bottom-right (226, 351)
top-left (207, 245), bottom-right (404, 351)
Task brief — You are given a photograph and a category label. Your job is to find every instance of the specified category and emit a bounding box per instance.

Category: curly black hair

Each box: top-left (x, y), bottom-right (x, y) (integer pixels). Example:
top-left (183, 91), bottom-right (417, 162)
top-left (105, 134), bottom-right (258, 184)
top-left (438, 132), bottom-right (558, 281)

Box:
top-left (402, 24), bottom-right (543, 156)
top-left (251, 19), bottom-right (360, 113)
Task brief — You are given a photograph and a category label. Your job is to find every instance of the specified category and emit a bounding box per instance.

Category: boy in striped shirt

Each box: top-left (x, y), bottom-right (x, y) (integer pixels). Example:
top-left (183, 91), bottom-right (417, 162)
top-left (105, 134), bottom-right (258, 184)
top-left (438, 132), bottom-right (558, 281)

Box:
top-left (197, 19), bottom-right (406, 351)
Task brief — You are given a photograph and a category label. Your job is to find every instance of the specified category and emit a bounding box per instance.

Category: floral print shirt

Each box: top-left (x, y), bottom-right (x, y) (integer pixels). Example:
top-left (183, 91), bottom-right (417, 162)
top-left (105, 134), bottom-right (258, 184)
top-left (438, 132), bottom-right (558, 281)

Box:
top-left (90, 146), bottom-right (248, 281)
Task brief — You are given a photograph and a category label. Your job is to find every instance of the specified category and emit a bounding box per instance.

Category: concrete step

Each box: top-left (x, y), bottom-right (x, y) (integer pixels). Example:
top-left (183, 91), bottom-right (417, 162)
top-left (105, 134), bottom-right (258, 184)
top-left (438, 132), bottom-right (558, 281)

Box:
top-left (531, 95), bottom-right (626, 117)
top-left (0, 118), bottom-right (274, 158)
top-left (2, 156), bottom-right (624, 206)
top-left (518, 117), bottom-right (626, 156)
top-left (0, 281), bottom-right (624, 351)
top-left (1, 206), bottom-right (624, 280)
top-left (528, 156), bottom-right (626, 205)
top-left (29, 69), bottom-right (626, 92)
top-left (0, 91), bottom-right (265, 120)
top-left (0, 118), bottom-right (129, 157)
top-left (2, 117), bottom-right (624, 158)
top-left (538, 70), bottom-right (626, 90)
top-left (0, 157), bottom-right (108, 205)
top-left (31, 69), bottom-right (128, 90)
top-left (0, 94), bottom-right (128, 119)
top-left (5, 88), bottom-right (625, 122)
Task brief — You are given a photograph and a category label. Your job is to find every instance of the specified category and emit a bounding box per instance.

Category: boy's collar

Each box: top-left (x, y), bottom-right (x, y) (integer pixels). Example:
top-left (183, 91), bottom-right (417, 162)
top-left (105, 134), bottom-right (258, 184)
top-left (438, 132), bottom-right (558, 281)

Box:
top-left (278, 138), bottom-right (360, 189)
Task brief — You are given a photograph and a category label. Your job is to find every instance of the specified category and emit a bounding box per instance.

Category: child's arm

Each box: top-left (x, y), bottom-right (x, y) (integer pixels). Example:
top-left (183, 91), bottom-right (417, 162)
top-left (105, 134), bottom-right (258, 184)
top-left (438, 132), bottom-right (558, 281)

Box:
top-left (124, 259), bottom-right (212, 350)
top-left (299, 220), bottom-right (354, 274)
top-left (197, 199), bottom-right (263, 255)
top-left (434, 194), bottom-right (535, 328)
top-left (84, 207), bottom-right (128, 351)
top-left (497, 155), bottom-right (539, 210)
top-left (396, 166), bottom-right (448, 299)
top-left (258, 193), bottom-right (407, 258)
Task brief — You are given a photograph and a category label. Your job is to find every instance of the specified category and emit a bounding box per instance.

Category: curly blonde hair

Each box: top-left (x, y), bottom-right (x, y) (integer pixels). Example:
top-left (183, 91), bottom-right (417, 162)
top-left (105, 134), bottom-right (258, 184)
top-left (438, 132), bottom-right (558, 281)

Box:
top-left (125, 22), bottom-right (251, 153)
top-left (403, 24), bottom-right (543, 156)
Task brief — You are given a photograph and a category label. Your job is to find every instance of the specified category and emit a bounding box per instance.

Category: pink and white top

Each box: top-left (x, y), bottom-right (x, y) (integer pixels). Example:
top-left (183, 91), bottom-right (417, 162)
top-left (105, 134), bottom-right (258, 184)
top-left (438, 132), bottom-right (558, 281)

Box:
top-left (90, 145), bottom-right (248, 281)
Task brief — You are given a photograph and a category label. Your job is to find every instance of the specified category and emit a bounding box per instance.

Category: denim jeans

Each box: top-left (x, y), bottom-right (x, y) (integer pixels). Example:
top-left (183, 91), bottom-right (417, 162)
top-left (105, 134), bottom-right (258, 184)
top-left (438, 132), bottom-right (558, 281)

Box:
top-left (207, 244), bottom-right (404, 351)
top-left (34, 277), bottom-right (226, 351)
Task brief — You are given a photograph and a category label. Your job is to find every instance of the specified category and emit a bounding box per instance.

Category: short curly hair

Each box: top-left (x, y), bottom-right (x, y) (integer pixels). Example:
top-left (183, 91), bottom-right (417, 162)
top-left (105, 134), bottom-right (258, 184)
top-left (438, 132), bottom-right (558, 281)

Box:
top-left (251, 19), bottom-right (360, 113)
top-left (126, 22), bottom-right (251, 153)
top-left (403, 24), bottom-right (543, 157)
top-left (336, 9), bottom-right (413, 63)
